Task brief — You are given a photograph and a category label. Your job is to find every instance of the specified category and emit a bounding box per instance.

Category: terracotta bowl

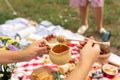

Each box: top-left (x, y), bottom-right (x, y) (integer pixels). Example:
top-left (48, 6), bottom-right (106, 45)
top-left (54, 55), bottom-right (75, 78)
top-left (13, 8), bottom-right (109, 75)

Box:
top-left (102, 64), bottom-right (118, 78)
top-left (96, 45), bottom-right (111, 64)
top-left (97, 52), bottom-right (111, 64)
top-left (49, 43), bottom-right (71, 65)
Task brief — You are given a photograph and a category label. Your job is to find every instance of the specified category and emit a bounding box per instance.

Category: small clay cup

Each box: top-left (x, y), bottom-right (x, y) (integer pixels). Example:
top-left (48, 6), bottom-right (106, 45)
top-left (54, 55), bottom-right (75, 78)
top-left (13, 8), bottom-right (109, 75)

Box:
top-left (49, 43), bottom-right (71, 65)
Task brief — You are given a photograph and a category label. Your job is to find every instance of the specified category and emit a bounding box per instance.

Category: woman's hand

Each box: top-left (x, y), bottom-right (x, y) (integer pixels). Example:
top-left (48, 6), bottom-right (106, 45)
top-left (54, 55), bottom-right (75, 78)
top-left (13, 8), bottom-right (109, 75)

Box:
top-left (76, 37), bottom-right (100, 63)
top-left (80, 39), bottom-right (100, 63)
top-left (64, 38), bottom-right (100, 80)
top-left (76, 37), bottom-right (94, 53)
top-left (23, 39), bottom-right (51, 60)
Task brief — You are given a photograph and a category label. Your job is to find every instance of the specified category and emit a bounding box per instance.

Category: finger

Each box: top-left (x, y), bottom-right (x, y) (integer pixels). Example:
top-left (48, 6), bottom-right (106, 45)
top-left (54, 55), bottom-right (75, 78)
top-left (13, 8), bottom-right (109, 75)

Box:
top-left (43, 50), bottom-right (49, 54)
top-left (84, 38), bottom-right (89, 41)
top-left (85, 39), bottom-right (94, 47)
top-left (38, 47), bottom-right (50, 55)
top-left (77, 45), bottom-right (82, 49)
top-left (79, 41), bottom-right (86, 46)
top-left (93, 44), bottom-right (100, 52)
top-left (41, 39), bottom-right (50, 47)
top-left (46, 45), bottom-right (51, 50)
top-left (36, 39), bottom-right (46, 44)
top-left (33, 40), bottom-right (43, 46)
top-left (43, 39), bottom-right (49, 44)
top-left (41, 39), bottom-right (48, 44)
top-left (89, 36), bottom-right (94, 40)
top-left (76, 48), bottom-right (81, 53)
top-left (37, 40), bottom-right (47, 47)
top-left (39, 46), bottom-right (48, 51)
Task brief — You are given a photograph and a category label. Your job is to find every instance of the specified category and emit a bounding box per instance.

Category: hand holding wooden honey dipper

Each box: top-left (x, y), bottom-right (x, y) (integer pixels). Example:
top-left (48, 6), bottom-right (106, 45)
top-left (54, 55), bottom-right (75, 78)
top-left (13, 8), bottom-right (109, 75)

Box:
top-left (57, 35), bottom-right (111, 65)
top-left (56, 35), bottom-right (110, 47)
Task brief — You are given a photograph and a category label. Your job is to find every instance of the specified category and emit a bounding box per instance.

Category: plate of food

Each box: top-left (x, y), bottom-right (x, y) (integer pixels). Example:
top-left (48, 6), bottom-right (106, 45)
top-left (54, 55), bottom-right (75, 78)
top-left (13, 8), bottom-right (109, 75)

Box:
top-left (30, 67), bottom-right (56, 80)
top-left (30, 67), bottom-right (63, 80)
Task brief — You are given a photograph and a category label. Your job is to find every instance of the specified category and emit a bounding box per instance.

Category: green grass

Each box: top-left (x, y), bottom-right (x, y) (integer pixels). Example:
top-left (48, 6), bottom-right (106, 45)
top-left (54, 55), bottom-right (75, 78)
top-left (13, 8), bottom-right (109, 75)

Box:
top-left (0, 0), bottom-right (120, 55)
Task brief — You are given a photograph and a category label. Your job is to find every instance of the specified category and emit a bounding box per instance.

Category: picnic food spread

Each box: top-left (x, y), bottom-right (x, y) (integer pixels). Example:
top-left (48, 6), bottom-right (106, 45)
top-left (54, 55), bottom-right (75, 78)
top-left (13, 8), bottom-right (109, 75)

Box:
top-left (29, 34), bottom-right (119, 80)
top-left (1, 18), bottom-right (118, 80)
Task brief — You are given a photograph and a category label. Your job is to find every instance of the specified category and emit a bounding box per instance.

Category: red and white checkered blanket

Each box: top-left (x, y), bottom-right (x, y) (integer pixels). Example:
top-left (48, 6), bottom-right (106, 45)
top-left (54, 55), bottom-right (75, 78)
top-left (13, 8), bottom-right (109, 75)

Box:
top-left (11, 43), bottom-right (120, 80)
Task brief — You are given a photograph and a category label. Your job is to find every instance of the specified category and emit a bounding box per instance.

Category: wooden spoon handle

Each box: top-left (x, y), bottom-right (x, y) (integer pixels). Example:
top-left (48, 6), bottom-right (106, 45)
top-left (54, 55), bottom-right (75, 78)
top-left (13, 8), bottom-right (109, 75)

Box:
top-left (67, 39), bottom-right (110, 46)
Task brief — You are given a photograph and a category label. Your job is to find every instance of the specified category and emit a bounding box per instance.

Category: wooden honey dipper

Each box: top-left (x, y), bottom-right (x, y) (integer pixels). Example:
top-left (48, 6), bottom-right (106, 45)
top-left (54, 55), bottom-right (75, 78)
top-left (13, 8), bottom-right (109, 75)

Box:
top-left (57, 35), bottom-right (110, 47)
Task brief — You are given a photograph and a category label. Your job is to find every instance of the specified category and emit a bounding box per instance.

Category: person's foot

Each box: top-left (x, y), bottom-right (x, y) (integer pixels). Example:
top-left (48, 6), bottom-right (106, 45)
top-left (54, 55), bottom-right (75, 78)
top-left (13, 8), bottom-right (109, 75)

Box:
top-left (100, 28), bottom-right (111, 42)
top-left (77, 25), bottom-right (88, 34)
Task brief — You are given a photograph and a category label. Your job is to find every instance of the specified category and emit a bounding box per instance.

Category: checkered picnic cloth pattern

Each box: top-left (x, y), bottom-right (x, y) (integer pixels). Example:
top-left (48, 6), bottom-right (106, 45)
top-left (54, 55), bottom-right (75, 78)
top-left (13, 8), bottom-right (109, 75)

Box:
top-left (11, 43), bottom-right (120, 80)
top-left (11, 43), bottom-right (80, 80)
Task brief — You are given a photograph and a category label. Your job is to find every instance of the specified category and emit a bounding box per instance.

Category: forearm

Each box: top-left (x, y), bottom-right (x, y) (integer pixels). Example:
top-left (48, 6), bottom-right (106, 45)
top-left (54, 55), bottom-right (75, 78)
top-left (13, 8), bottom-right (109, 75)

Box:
top-left (64, 39), bottom-right (100, 80)
top-left (64, 60), bottom-right (94, 80)
top-left (0, 50), bottom-right (32, 64)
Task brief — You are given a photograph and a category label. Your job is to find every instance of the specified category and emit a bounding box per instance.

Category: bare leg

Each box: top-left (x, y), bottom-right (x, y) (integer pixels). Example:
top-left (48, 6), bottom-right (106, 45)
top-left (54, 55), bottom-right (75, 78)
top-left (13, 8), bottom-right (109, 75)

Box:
top-left (78, 3), bottom-right (89, 26)
top-left (92, 7), bottom-right (103, 32)
top-left (77, 3), bottom-right (89, 34)
top-left (92, 6), bottom-right (111, 42)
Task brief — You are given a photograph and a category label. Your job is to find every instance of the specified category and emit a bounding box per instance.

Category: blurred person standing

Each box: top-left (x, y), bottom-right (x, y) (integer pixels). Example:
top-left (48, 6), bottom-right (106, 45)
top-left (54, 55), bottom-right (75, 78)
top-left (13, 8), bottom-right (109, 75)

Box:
top-left (69, 0), bottom-right (111, 42)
